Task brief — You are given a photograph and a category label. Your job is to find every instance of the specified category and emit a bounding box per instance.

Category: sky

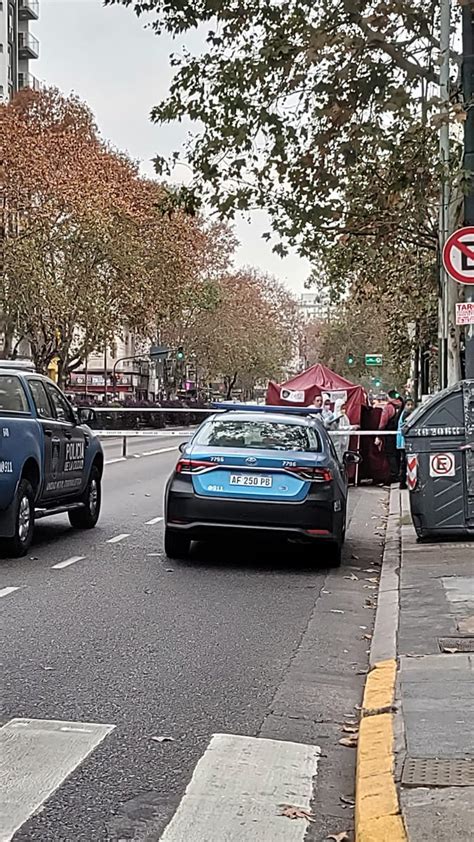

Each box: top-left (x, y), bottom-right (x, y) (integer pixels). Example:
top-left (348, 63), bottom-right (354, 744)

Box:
top-left (34, 0), bottom-right (311, 294)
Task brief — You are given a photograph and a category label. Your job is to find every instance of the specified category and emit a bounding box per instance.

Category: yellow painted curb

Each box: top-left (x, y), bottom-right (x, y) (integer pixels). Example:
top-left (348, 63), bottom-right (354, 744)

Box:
top-left (362, 659), bottom-right (396, 713)
top-left (355, 660), bottom-right (407, 842)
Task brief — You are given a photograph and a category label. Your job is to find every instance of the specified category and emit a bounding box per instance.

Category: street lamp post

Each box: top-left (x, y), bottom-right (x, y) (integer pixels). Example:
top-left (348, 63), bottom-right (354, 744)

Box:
top-left (463, 2), bottom-right (474, 378)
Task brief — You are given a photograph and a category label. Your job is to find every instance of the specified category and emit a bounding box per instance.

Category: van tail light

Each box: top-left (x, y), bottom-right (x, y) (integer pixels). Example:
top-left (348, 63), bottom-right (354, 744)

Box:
top-left (285, 466), bottom-right (333, 482)
top-left (176, 458), bottom-right (212, 475)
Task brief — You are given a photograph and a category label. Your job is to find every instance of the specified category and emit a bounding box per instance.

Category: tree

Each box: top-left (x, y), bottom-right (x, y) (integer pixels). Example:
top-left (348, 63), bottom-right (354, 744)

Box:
top-left (189, 269), bottom-right (298, 398)
top-left (1, 88), bottom-right (232, 386)
top-left (105, 0), bottom-right (453, 260)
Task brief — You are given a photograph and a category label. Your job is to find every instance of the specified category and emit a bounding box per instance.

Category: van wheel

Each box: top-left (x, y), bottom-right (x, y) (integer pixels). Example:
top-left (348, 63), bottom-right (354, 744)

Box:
top-left (164, 528), bottom-right (190, 559)
top-left (4, 480), bottom-right (35, 558)
top-left (69, 467), bottom-right (101, 529)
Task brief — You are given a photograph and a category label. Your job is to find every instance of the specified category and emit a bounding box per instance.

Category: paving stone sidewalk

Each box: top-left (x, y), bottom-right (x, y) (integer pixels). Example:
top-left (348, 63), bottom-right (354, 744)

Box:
top-left (396, 491), bottom-right (474, 841)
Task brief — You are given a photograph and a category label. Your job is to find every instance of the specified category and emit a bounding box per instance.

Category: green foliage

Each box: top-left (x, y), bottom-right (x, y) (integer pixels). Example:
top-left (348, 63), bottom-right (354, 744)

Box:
top-left (105, 0), bottom-right (446, 261)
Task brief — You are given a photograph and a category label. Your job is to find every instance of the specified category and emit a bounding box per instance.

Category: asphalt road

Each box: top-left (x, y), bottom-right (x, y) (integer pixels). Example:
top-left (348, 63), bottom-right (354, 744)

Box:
top-left (0, 446), bottom-right (387, 842)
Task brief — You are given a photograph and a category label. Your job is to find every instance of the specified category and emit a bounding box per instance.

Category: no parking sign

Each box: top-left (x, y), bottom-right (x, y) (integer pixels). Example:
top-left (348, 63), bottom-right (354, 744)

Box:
top-left (429, 453), bottom-right (456, 478)
top-left (443, 227), bottom-right (474, 285)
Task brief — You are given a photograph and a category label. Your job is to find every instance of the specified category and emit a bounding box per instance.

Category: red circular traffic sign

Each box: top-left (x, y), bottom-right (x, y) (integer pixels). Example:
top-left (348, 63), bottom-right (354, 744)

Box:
top-left (443, 226), bottom-right (474, 285)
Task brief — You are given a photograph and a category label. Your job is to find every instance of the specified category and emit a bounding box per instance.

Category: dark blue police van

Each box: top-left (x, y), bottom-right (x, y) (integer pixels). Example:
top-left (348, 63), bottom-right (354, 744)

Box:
top-left (0, 364), bottom-right (103, 557)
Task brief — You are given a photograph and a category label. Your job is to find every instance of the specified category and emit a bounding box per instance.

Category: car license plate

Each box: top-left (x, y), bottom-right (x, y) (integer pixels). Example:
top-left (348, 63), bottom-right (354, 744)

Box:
top-left (229, 474), bottom-right (273, 488)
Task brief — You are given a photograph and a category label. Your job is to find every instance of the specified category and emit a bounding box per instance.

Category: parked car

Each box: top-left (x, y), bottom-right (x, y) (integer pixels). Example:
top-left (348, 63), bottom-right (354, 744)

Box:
top-left (0, 367), bottom-right (103, 556)
top-left (164, 408), bottom-right (359, 566)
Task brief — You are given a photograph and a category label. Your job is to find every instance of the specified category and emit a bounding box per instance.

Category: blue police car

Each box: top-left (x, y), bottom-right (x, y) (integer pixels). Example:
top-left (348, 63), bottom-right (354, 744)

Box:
top-left (164, 407), bottom-right (359, 566)
top-left (0, 365), bottom-right (104, 557)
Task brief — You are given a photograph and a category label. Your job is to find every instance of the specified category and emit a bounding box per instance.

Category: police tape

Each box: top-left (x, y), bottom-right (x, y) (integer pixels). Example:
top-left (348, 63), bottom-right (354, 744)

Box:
top-left (96, 429), bottom-right (398, 438)
top-left (97, 430), bottom-right (191, 437)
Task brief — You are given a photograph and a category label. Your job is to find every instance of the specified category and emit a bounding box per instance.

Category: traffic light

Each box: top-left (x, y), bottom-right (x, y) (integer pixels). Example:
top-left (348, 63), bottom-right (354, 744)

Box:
top-left (347, 352), bottom-right (355, 366)
top-left (373, 377), bottom-right (382, 388)
top-left (176, 346), bottom-right (185, 362)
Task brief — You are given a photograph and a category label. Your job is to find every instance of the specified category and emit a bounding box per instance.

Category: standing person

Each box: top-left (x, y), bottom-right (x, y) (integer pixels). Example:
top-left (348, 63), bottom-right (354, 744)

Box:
top-left (321, 398), bottom-right (334, 426)
top-left (309, 394), bottom-right (323, 415)
top-left (397, 398), bottom-right (415, 489)
top-left (375, 390), bottom-right (404, 483)
top-left (331, 399), bottom-right (359, 461)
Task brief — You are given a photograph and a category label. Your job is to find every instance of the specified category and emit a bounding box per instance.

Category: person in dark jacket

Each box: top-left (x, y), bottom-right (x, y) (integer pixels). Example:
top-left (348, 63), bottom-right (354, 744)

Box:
top-left (375, 390), bottom-right (404, 483)
top-left (397, 398), bottom-right (415, 488)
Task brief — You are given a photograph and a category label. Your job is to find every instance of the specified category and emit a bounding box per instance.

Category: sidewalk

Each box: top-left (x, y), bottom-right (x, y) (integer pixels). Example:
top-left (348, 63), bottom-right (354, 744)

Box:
top-left (356, 488), bottom-right (474, 842)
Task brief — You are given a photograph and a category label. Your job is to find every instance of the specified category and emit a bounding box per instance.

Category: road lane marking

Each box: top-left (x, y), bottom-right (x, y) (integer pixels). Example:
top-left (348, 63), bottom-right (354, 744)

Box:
top-left (51, 556), bottom-right (86, 570)
top-left (105, 457), bottom-right (126, 465)
top-left (159, 734), bottom-right (320, 841)
top-left (141, 446), bottom-right (178, 456)
top-left (0, 717), bottom-right (115, 842)
top-left (106, 533), bottom-right (130, 544)
top-left (0, 587), bottom-right (20, 599)
top-left (145, 516), bottom-right (164, 525)
top-left (134, 454), bottom-right (141, 458)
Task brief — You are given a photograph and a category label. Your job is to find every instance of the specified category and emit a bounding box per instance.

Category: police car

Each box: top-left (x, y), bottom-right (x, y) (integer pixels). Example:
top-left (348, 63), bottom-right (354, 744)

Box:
top-left (0, 365), bottom-right (103, 557)
top-left (164, 406), bottom-right (359, 566)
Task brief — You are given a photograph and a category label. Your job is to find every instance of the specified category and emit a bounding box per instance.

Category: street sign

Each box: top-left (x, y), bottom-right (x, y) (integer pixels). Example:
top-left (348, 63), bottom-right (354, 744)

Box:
top-left (442, 226), bottom-right (474, 285)
top-left (429, 452), bottom-right (456, 478)
top-left (365, 354), bottom-right (383, 366)
top-left (150, 345), bottom-right (170, 359)
top-left (455, 302), bottom-right (474, 325)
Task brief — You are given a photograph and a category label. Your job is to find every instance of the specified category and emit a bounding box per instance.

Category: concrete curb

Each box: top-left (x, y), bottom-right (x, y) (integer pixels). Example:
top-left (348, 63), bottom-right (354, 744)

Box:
top-left (355, 488), bottom-right (407, 842)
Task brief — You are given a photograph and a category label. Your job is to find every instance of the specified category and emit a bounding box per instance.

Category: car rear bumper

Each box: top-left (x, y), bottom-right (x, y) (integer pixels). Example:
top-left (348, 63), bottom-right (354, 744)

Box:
top-left (166, 485), bottom-right (343, 542)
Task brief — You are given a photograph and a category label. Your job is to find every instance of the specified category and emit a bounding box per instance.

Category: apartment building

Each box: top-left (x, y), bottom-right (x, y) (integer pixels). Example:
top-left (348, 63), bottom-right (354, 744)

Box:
top-left (0, 0), bottom-right (40, 103)
top-left (298, 292), bottom-right (333, 323)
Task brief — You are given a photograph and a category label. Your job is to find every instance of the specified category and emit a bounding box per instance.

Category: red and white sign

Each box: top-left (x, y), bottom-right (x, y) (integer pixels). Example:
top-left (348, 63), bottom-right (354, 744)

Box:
top-left (407, 455), bottom-right (418, 491)
top-left (455, 302), bottom-right (474, 325)
top-left (443, 227), bottom-right (474, 285)
top-left (429, 452), bottom-right (455, 478)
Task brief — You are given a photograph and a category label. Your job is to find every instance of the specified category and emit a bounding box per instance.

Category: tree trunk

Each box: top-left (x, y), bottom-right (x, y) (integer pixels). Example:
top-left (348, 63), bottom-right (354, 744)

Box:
top-left (225, 372), bottom-right (238, 400)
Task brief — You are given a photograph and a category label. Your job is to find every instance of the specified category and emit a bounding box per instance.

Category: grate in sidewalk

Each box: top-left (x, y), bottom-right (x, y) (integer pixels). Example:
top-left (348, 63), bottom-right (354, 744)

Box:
top-left (402, 757), bottom-right (474, 787)
top-left (438, 637), bottom-right (474, 653)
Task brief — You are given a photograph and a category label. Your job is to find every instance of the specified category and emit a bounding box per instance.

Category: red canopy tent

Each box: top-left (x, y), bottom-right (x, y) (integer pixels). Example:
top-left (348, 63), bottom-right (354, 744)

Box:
top-left (267, 363), bottom-right (366, 425)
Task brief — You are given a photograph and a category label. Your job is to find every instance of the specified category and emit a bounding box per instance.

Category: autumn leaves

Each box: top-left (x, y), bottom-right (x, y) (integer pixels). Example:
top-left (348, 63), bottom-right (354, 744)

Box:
top-left (1, 88), bottom-right (296, 392)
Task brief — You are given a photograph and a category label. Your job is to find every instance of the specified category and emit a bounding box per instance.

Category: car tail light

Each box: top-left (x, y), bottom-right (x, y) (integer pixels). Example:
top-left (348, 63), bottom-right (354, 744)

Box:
top-left (305, 528), bottom-right (331, 536)
top-left (285, 466), bottom-right (333, 482)
top-left (176, 458), bottom-right (213, 475)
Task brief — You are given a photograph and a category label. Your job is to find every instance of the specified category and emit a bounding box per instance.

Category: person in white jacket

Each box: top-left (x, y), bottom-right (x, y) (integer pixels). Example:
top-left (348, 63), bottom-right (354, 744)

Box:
top-left (331, 399), bottom-right (357, 462)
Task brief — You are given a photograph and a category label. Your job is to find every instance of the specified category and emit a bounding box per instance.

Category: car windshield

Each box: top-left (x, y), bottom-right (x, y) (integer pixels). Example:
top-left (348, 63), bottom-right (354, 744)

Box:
top-left (0, 375), bottom-right (29, 413)
top-left (194, 419), bottom-right (321, 452)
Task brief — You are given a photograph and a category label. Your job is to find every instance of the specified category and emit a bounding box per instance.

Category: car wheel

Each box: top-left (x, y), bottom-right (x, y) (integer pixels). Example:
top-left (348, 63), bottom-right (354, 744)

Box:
top-left (164, 528), bottom-right (191, 559)
top-left (326, 540), bottom-right (342, 568)
top-left (68, 466), bottom-right (101, 530)
top-left (4, 479), bottom-right (35, 558)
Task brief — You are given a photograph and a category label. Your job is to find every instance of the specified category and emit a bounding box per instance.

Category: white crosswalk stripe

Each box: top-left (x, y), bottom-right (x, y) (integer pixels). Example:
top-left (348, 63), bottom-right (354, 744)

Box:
top-left (159, 734), bottom-right (320, 841)
top-left (0, 717), bottom-right (115, 842)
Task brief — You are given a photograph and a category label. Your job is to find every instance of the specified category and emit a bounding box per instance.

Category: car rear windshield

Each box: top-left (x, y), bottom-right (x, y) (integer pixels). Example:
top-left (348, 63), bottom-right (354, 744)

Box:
top-left (0, 375), bottom-right (29, 414)
top-left (194, 419), bottom-right (321, 452)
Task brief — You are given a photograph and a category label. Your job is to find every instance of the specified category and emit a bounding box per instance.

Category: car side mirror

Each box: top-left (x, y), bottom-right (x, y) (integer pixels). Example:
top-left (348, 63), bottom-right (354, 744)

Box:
top-left (343, 451), bottom-right (361, 465)
top-left (178, 441), bottom-right (187, 453)
top-left (77, 407), bottom-right (96, 426)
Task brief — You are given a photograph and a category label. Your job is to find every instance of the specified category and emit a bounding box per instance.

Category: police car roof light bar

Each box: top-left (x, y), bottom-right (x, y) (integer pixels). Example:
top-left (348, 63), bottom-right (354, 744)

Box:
top-left (211, 402), bottom-right (323, 416)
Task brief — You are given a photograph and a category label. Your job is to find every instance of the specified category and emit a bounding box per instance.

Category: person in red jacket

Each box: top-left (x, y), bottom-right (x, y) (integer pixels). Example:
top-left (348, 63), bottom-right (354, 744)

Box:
top-left (375, 390), bottom-right (404, 483)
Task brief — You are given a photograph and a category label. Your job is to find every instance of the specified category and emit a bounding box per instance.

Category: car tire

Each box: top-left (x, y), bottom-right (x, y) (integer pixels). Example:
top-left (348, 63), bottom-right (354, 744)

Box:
top-left (326, 540), bottom-right (342, 568)
top-left (4, 479), bottom-right (35, 558)
top-left (68, 466), bottom-right (101, 530)
top-left (164, 528), bottom-right (191, 559)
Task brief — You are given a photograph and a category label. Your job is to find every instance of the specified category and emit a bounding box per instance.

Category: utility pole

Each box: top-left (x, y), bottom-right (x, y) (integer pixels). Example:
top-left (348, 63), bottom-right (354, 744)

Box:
top-left (463, 1), bottom-right (474, 379)
top-left (439, 0), bottom-right (451, 389)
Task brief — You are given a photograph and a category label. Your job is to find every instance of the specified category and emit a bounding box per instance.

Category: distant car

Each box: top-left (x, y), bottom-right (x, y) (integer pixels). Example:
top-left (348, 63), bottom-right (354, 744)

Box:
top-left (0, 368), bottom-right (103, 556)
top-left (164, 409), bottom-right (359, 566)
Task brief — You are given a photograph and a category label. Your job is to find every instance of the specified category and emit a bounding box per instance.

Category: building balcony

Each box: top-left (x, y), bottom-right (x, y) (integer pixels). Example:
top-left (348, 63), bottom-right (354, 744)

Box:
top-left (19, 0), bottom-right (40, 21)
top-left (18, 72), bottom-right (41, 92)
top-left (18, 32), bottom-right (40, 60)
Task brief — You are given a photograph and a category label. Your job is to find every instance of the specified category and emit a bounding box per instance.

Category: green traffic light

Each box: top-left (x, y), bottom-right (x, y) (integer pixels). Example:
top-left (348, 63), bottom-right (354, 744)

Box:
top-left (176, 346), bottom-right (185, 361)
top-left (347, 352), bottom-right (355, 366)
